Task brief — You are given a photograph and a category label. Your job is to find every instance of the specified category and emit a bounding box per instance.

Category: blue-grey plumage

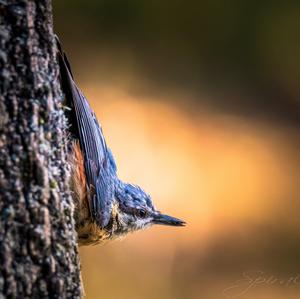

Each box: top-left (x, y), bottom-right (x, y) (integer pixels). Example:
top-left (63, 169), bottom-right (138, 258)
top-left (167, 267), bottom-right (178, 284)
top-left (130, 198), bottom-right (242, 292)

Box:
top-left (56, 36), bottom-right (185, 246)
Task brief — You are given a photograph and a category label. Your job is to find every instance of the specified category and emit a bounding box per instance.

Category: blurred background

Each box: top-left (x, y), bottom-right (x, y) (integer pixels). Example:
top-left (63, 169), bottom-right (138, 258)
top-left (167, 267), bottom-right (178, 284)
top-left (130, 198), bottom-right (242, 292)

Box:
top-left (53, 1), bottom-right (300, 298)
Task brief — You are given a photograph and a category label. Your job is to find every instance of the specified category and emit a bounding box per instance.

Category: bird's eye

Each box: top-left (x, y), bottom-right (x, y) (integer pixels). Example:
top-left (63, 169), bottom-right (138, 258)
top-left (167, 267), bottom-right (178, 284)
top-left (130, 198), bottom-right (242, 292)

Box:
top-left (138, 209), bottom-right (147, 218)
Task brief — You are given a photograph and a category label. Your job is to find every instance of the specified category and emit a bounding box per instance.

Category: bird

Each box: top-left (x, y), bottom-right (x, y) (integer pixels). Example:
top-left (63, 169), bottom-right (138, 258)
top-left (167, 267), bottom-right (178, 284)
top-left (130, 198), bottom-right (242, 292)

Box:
top-left (56, 37), bottom-right (185, 246)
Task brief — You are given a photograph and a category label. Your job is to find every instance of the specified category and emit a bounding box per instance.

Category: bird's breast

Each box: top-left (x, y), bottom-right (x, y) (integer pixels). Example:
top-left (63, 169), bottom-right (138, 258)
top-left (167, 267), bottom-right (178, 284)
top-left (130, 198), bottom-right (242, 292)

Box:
top-left (77, 220), bottom-right (110, 246)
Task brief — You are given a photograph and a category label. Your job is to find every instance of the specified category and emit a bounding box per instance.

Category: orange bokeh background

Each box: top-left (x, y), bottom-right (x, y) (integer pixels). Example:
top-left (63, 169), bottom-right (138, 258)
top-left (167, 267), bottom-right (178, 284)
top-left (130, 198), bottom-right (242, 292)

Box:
top-left (78, 84), bottom-right (300, 299)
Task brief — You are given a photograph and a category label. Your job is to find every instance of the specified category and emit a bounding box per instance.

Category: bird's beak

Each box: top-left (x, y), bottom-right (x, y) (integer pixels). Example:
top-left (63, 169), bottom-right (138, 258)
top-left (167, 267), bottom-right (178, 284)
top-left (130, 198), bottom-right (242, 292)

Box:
top-left (152, 213), bottom-right (186, 227)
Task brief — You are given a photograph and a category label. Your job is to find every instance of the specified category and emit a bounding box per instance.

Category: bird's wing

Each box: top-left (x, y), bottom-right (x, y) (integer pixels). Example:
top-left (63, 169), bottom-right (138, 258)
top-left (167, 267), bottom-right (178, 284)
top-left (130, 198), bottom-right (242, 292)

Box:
top-left (57, 36), bottom-right (115, 228)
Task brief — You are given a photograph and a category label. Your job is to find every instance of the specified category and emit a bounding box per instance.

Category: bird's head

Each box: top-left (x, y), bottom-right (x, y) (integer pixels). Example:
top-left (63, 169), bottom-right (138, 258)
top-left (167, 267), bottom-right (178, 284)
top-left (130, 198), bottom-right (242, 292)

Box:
top-left (112, 182), bottom-right (185, 236)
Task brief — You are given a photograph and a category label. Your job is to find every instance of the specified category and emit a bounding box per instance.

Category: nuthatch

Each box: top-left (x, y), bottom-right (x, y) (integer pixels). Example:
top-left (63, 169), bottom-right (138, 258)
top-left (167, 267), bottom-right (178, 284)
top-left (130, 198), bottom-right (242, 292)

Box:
top-left (56, 37), bottom-right (185, 246)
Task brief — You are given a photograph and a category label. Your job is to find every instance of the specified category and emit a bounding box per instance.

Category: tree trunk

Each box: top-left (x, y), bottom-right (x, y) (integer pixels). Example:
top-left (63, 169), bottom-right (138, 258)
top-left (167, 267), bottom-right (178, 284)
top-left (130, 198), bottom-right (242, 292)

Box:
top-left (0, 1), bottom-right (82, 298)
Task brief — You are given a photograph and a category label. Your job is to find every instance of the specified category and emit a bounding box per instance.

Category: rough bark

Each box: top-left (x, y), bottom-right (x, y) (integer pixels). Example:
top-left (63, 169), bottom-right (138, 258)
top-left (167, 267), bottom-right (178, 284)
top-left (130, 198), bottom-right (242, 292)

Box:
top-left (0, 1), bottom-right (82, 298)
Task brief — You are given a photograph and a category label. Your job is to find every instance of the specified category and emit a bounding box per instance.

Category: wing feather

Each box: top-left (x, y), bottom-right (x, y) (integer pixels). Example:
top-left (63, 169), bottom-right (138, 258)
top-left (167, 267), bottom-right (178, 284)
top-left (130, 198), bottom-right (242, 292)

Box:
top-left (57, 37), bottom-right (115, 227)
